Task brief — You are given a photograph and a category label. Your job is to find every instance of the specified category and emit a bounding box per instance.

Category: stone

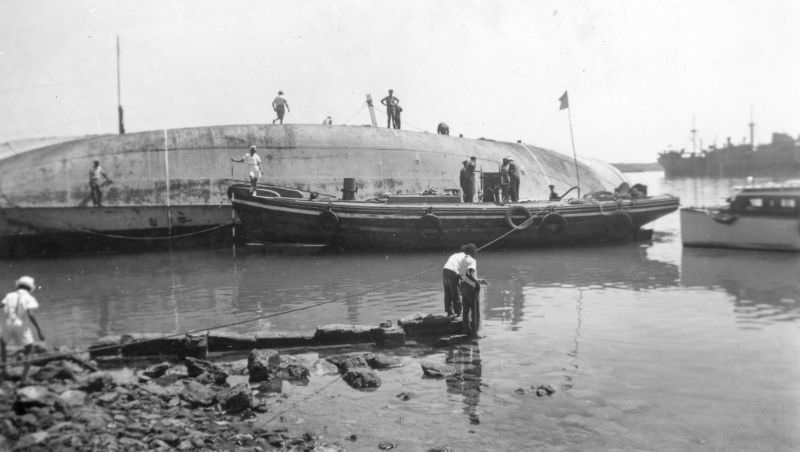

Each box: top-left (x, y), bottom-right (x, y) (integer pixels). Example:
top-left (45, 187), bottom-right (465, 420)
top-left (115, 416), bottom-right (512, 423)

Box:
top-left (32, 361), bottom-right (75, 381)
top-left (12, 430), bottom-right (48, 450)
top-left (342, 368), bottom-right (381, 390)
top-left (325, 353), bottom-right (370, 373)
top-left (78, 371), bottom-right (114, 393)
top-left (142, 362), bottom-right (170, 378)
top-left (15, 385), bottom-right (54, 408)
top-left (373, 326), bottom-right (406, 347)
top-left (180, 380), bottom-right (216, 407)
top-left (247, 349), bottom-right (280, 383)
top-left (276, 355), bottom-right (310, 383)
top-left (420, 361), bottom-right (457, 378)
top-left (73, 406), bottom-right (113, 430)
top-left (367, 353), bottom-right (403, 369)
top-left (220, 383), bottom-right (253, 414)
top-left (399, 313), bottom-right (463, 337)
top-left (311, 359), bottom-right (340, 376)
top-left (185, 357), bottom-right (228, 385)
top-left (57, 389), bottom-right (87, 407)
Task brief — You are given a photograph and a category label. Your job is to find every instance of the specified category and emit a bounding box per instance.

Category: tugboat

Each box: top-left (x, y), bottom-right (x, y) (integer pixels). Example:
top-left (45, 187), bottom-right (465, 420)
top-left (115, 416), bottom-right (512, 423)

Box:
top-left (680, 180), bottom-right (800, 251)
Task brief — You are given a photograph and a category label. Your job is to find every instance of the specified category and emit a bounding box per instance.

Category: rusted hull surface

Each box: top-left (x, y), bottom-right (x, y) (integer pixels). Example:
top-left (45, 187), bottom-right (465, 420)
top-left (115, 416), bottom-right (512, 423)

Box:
top-left (231, 186), bottom-right (679, 250)
top-left (0, 205), bottom-right (234, 257)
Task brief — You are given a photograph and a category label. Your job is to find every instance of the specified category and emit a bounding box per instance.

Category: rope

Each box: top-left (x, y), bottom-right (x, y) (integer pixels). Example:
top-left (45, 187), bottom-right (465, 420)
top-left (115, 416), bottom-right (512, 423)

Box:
top-left (341, 103), bottom-right (367, 125)
top-left (7, 204), bottom-right (548, 367)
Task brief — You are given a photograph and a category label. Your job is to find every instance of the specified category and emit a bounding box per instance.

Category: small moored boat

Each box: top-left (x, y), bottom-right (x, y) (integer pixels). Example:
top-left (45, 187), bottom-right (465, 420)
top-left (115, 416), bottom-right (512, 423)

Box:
top-left (229, 183), bottom-right (679, 251)
top-left (680, 180), bottom-right (800, 251)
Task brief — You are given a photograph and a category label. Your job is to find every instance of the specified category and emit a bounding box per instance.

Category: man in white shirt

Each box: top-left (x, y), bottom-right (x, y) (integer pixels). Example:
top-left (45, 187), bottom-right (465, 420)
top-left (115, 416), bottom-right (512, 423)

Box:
top-left (231, 146), bottom-right (263, 195)
top-left (1, 275), bottom-right (44, 383)
top-left (442, 243), bottom-right (480, 317)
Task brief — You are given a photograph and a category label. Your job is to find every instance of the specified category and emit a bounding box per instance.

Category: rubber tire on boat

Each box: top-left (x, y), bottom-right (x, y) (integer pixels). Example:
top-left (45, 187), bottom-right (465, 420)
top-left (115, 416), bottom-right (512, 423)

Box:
top-left (416, 213), bottom-right (444, 239)
top-left (505, 205), bottom-right (533, 230)
top-left (539, 212), bottom-right (568, 238)
top-left (319, 209), bottom-right (340, 232)
top-left (603, 211), bottom-right (633, 241)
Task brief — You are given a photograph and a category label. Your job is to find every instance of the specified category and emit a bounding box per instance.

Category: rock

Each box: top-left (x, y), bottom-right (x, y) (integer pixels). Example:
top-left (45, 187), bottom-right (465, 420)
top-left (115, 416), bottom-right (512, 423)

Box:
top-left (276, 355), bottom-right (310, 383)
top-left (420, 361), bottom-right (457, 378)
top-left (57, 389), bottom-right (87, 407)
top-left (532, 384), bottom-right (556, 397)
top-left (185, 357), bottom-right (229, 385)
top-left (367, 353), bottom-right (403, 369)
top-left (142, 362), bottom-right (170, 378)
top-left (342, 368), bottom-right (381, 390)
top-left (119, 437), bottom-right (148, 449)
top-left (326, 353), bottom-right (370, 373)
top-left (96, 391), bottom-right (119, 405)
top-left (247, 349), bottom-right (280, 383)
top-left (395, 392), bottom-right (412, 401)
top-left (12, 430), bottom-right (48, 450)
top-left (180, 380), bottom-right (216, 407)
top-left (311, 359), bottom-right (340, 376)
top-left (373, 326), bottom-right (406, 347)
top-left (399, 313), bottom-right (463, 337)
top-left (73, 406), bottom-right (113, 430)
top-left (31, 361), bottom-right (75, 381)
top-left (220, 383), bottom-right (253, 414)
top-left (78, 371), bottom-right (114, 393)
top-left (15, 385), bottom-right (54, 408)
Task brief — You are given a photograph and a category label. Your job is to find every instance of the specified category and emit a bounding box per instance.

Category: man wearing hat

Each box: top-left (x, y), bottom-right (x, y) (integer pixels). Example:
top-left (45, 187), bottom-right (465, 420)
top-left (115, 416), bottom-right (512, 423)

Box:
top-left (442, 244), bottom-right (485, 336)
top-left (272, 90), bottom-right (290, 124)
top-left (1, 276), bottom-right (45, 383)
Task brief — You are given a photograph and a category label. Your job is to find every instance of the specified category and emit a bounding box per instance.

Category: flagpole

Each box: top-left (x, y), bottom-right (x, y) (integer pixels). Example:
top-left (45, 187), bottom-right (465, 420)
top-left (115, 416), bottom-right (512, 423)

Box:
top-left (560, 91), bottom-right (581, 198)
top-left (566, 107), bottom-right (581, 198)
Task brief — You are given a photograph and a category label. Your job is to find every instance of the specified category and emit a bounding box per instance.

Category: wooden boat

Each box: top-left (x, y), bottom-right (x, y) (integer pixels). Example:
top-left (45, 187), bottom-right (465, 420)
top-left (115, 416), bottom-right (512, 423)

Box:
top-left (229, 183), bottom-right (679, 250)
top-left (680, 180), bottom-right (800, 251)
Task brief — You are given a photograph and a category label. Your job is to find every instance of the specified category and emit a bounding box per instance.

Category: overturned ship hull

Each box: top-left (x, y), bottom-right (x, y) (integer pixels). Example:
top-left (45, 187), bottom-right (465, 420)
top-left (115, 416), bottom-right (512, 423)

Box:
top-left (0, 124), bottom-right (628, 256)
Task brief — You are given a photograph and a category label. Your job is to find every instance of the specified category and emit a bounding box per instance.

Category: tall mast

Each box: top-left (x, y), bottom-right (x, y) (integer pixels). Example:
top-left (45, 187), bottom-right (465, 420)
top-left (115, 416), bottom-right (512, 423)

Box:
top-left (116, 36), bottom-right (125, 135)
top-left (748, 105), bottom-right (755, 150)
top-left (690, 114), bottom-right (697, 154)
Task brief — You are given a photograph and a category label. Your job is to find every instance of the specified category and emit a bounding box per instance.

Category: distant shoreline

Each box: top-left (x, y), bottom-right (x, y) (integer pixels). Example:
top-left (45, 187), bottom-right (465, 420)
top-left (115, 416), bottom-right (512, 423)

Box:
top-left (612, 162), bottom-right (663, 172)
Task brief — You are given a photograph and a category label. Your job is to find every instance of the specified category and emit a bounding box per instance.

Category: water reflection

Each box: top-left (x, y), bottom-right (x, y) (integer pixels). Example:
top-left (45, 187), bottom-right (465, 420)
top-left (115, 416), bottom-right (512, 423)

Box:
top-left (445, 342), bottom-right (483, 425)
top-left (681, 247), bottom-right (800, 324)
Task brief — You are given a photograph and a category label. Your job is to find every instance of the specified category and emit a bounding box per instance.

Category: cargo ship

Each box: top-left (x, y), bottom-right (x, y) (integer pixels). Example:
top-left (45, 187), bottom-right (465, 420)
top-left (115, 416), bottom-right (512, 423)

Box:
top-left (1, 123), bottom-right (639, 257)
top-left (657, 132), bottom-right (800, 178)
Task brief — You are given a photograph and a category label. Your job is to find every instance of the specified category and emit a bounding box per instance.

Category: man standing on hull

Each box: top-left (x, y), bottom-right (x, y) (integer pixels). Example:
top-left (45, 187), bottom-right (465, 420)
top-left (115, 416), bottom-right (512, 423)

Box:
top-left (272, 91), bottom-right (290, 124)
top-left (380, 89), bottom-right (399, 129)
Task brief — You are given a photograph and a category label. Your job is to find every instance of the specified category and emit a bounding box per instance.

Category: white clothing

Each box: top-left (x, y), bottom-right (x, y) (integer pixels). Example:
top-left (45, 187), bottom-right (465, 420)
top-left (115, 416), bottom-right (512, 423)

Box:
top-left (1, 289), bottom-right (39, 346)
top-left (242, 153), bottom-right (262, 179)
top-left (443, 252), bottom-right (477, 280)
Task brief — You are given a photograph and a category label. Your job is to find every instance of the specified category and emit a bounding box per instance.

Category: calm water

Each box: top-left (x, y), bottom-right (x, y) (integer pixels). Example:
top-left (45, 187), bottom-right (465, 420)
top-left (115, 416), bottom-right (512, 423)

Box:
top-left (3, 171), bottom-right (799, 451)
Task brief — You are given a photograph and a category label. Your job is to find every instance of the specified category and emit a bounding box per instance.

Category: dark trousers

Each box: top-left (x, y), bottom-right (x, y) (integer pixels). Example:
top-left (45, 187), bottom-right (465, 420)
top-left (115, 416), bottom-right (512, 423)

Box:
top-left (460, 281), bottom-right (480, 336)
top-left (510, 177), bottom-right (520, 202)
top-left (442, 268), bottom-right (461, 315)
top-left (463, 181), bottom-right (474, 203)
top-left (386, 108), bottom-right (395, 128)
top-left (89, 181), bottom-right (102, 207)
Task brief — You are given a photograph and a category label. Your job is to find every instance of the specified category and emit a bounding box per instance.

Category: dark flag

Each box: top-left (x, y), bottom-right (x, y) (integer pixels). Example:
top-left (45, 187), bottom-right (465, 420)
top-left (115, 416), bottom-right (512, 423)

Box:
top-left (559, 91), bottom-right (569, 110)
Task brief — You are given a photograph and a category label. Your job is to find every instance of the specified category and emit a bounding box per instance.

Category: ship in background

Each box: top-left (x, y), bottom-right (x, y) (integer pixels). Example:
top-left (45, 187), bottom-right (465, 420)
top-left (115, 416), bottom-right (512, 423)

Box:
top-left (657, 119), bottom-right (800, 178)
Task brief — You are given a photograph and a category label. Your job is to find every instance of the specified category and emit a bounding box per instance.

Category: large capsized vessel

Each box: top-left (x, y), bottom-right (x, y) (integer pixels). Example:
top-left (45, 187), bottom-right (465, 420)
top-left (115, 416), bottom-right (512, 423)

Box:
top-left (1, 123), bottom-right (631, 256)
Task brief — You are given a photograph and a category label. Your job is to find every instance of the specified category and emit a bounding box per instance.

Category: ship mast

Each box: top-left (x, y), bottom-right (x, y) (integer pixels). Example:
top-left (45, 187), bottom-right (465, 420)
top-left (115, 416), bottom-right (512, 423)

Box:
top-left (690, 114), bottom-right (697, 154)
top-left (748, 105), bottom-right (755, 151)
top-left (116, 36), bottom-right (125, 135)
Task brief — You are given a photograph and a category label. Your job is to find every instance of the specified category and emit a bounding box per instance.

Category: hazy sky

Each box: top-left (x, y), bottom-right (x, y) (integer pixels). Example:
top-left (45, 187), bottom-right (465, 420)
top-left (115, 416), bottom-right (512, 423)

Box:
top-left (0, 0), bottom-right (798, 162)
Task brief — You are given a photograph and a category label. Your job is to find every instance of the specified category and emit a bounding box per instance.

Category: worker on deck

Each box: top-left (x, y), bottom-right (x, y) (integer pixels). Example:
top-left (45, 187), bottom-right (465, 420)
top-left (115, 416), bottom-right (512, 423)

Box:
top-left (89, 160), bottom-right (113, 207)
top-left (380, 89), bottom-right (399, 129)
top-left (549, 185), bottom-right (560, 201)
top-left (464, 156), bottom-right (477, 203)
top-left (437, 122), bottom-right (450, 135)
top-left (508, 158), bottom-right (520, 202)
top-left (1, 275), bottom-right (45, 384)
top-left (272, 91), bottom-right (290, 124)
top-left (459, 160), bottom-right (469, 202)
top-left (231, 146), bottom-right (262, 195)
top-left (393, 104), bottom-right (403, 129)
top-left (499, 158), bottom-right (511, 203)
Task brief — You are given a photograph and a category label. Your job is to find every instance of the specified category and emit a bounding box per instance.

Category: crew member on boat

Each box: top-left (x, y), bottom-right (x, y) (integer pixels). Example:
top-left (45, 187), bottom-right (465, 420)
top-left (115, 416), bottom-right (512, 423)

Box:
top-left (89, 160), bottom-right (112, 207)
top-left (459, 160), bottom-right (469, 202)
top-left (508, 158), bottom-right (520, 202)
top-left (380, 89), bottom-right (399, 129)
top-left (499, 158), bottom-right (511, 203)
top-left (231, 146), bottom-right (262, 195)
top-left (464, 156), bottom-right (477, 203)
top-left (549, 185), bottom-right (560, 201)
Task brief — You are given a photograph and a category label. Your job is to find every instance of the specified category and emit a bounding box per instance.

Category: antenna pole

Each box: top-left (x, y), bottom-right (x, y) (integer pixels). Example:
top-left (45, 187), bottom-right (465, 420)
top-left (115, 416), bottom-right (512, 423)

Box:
top-left (748, 105), bottom-right (755, 151)
top-left (116, 36), bottom-right (125, 135)
top-left (690, 114), bottom-right (697, 154)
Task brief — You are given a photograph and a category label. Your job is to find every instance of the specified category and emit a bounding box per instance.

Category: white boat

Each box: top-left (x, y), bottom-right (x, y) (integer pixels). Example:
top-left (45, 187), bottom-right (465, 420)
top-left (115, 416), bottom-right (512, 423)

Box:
top-left (680, 180), bottom-right (800, 251)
